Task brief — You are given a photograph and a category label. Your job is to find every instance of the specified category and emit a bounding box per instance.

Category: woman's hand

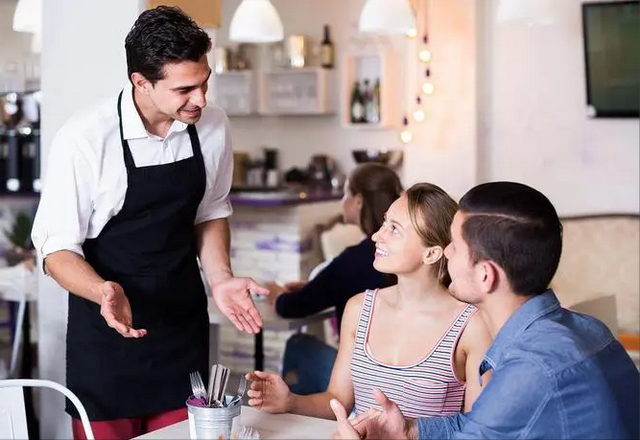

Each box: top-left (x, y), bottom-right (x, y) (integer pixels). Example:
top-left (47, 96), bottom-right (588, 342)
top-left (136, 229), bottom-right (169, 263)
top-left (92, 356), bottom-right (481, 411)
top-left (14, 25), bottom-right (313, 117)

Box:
top-left (245, 370), bottom-right (291, 413)
top-left (283, 280), bottom-right (306, 292)
top-left (264, 281), bottom-right (285, 303)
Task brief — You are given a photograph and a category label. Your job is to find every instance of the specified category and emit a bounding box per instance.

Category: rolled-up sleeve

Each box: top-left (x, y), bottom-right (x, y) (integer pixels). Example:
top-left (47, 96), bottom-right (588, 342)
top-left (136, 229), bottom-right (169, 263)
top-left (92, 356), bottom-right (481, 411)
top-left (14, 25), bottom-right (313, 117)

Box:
top-left (195, 114), bottom-right (233, 224)
top-left (31, 126), bottom-right (95, 267)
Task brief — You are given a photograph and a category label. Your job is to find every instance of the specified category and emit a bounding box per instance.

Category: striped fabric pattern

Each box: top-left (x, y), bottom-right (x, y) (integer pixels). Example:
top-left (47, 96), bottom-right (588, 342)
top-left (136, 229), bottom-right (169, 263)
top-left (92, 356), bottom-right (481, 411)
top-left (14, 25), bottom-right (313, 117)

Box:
top-left (350, 289), bottom-right (477, 419)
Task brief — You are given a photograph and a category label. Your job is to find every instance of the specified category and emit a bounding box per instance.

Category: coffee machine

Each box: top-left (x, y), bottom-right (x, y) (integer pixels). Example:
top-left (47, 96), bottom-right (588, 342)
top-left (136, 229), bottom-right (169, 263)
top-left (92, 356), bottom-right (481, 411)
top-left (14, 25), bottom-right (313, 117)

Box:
top-left (0, 89), bottom-right (41, 193)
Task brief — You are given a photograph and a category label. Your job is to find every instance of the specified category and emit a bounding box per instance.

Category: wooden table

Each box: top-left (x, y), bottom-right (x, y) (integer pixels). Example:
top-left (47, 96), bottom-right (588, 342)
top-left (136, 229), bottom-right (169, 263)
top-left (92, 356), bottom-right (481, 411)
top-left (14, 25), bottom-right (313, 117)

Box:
top-left (133, 405), bottom-right (336, 439)
top-left (207, 297), bottom-right (335, 371)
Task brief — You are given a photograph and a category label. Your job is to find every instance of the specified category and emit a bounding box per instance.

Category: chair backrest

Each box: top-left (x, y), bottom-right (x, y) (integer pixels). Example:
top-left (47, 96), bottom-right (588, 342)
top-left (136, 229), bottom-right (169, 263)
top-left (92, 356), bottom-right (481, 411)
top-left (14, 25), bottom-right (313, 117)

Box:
top-left (552, 215), bottom-right (639, 333)
top-left (319, 223), bottom-right (363, 261)
top-left (569, 295), bottom-right (619, 336)
top-left (0, 379), bottom-right (94, 440)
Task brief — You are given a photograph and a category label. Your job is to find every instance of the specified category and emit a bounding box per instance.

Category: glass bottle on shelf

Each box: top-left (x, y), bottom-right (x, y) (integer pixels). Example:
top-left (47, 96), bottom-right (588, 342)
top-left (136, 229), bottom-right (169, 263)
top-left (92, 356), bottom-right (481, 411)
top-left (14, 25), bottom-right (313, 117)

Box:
top-left (349, 81), bottom-right (366, 123)
top-left (362, 79), bottom-right (373, 123)
top-left (320, 24), bottom-right (335, 69)
top-left (371, 78), bottom-right (381, 124)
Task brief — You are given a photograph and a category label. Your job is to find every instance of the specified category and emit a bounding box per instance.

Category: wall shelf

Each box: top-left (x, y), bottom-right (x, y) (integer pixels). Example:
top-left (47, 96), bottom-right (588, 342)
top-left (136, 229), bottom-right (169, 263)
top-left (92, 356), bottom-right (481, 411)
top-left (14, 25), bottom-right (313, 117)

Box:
top-left (212, 68), bottom-right (335, 117)
top-left (259, 67), bottom-right (334, 116)
top-left (341, 50), bottom-right (400, 129)
top-left (212, 70), bottom-right (257, 117)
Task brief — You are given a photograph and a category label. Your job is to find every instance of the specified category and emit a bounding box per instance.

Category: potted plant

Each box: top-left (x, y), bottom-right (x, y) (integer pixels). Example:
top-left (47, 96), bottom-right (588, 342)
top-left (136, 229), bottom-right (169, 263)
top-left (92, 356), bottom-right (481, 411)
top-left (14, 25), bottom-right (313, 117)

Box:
top-left (4, 211), bottom-right (35, 267)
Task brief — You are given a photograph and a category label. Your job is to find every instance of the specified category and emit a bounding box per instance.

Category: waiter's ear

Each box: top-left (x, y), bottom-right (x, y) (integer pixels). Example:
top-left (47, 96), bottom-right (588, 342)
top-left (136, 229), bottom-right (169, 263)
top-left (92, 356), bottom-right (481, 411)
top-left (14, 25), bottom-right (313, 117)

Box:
top-left (131, 72), bottom-right (151, 95)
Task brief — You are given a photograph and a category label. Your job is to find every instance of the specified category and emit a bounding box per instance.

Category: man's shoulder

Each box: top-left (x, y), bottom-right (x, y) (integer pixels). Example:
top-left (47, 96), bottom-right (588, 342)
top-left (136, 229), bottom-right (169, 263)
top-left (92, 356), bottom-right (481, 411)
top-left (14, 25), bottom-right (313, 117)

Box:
top-left (56, 93), bottom-right (119, 142)
top-left (506, 309), bottom-right (615, 374)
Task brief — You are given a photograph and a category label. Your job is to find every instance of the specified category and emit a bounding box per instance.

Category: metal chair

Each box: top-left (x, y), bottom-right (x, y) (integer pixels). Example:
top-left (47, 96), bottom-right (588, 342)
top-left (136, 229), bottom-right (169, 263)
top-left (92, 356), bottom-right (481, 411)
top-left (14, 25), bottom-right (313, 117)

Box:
top-left (0, 379), bottom-right (94, 440)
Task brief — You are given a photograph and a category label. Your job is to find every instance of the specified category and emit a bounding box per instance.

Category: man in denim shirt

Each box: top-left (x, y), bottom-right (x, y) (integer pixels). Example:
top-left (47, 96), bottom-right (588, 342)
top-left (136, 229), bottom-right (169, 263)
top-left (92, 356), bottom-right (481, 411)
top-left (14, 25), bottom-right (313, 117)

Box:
top-left (330, 182), bottom-right (639, 440)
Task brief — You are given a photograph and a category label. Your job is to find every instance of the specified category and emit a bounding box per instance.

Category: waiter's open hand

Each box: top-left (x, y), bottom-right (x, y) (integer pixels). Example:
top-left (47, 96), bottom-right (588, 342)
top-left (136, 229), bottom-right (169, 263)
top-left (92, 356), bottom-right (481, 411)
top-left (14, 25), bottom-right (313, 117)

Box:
top-left (211, 277), bottom-right (269, 334)
top-left (99, 281), bottom-right (148, 338)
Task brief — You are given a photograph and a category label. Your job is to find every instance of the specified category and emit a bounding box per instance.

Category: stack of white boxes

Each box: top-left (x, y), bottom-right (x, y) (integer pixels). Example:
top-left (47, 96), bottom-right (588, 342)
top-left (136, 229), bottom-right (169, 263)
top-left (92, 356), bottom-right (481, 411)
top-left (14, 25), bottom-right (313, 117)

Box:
top-left (221, 201), bottom-right (341, 374)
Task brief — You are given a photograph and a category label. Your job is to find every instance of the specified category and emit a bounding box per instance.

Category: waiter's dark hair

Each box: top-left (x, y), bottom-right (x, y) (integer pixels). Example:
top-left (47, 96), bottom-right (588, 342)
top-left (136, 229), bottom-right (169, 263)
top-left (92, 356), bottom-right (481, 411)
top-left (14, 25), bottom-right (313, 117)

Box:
top-left (125, 6), bottom-right (212, 85)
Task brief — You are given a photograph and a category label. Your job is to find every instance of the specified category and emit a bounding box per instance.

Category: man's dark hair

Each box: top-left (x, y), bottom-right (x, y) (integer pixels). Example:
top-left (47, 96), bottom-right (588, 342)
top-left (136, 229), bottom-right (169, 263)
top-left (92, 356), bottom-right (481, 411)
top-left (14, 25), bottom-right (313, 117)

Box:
top-left (459, 181), bottom-right (563, 296)
top-left (125, 6), bottom-right (212, 85)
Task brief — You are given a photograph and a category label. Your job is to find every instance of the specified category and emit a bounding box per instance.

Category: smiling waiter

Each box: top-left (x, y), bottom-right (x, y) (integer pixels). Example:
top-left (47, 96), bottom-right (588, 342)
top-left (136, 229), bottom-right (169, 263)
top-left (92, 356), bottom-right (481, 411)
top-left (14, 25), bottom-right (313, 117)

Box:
top-left (30, 6), bottom-right (268, 440)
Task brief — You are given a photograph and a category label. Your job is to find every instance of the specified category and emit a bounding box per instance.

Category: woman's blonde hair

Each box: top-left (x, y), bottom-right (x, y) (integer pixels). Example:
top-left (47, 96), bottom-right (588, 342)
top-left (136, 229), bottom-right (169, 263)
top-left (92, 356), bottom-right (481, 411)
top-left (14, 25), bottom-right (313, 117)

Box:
top-left (405, 183), bottom-right (458, 287)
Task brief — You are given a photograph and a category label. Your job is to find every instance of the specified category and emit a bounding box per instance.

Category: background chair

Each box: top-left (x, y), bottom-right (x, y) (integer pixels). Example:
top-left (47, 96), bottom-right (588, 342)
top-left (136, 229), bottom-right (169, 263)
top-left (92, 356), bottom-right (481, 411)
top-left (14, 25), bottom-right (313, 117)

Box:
top-left (569, 295), bottom-right (619, 336)
top-left (0, 298), bottom-right (26, 380)
top-left (318, 220), bottom-right (362, 347)
top-left (0, 379), bottom-right (94, 440)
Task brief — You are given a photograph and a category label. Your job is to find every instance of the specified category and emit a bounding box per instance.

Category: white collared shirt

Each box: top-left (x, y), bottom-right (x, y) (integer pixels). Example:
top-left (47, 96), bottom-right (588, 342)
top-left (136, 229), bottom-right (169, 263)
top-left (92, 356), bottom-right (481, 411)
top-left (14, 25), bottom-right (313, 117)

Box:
top-left (31, 84), bottom-right (233, 261)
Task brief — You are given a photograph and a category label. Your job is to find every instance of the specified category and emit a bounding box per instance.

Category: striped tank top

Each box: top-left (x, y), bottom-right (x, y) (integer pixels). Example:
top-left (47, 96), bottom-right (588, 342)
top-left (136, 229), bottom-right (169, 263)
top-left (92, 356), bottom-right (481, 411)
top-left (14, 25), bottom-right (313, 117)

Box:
top-left (350, 289), bottom-right (477, 419)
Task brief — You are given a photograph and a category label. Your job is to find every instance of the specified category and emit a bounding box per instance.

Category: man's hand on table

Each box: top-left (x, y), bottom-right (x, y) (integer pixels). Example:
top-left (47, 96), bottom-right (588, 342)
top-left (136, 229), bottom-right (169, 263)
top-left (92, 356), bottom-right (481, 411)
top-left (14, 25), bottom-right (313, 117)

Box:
top-left (211, 276), bottom-right (269, 333)
top-left (330, 388), bottom-right (416, 440)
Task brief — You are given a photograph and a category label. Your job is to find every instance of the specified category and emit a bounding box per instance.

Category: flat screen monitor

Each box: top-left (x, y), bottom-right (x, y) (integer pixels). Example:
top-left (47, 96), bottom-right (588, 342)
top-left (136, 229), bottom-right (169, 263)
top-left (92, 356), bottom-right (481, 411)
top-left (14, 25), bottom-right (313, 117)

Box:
top-left (582, 1), bottom-right (639, 118)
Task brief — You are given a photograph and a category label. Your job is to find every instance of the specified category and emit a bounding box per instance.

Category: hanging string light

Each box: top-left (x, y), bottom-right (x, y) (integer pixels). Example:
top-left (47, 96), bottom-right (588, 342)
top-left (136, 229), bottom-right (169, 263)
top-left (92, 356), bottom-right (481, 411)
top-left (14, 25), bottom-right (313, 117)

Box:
top-left (398, 1), bottom-right (434, 146)
top-left (421, 68), bottom-right (434, 95)
top-left (412, 96), bottom-right (425, 122)
top-left (418, 35), bottom-right (432, 62)
top-left (399, 116), bottom-right (413, 144)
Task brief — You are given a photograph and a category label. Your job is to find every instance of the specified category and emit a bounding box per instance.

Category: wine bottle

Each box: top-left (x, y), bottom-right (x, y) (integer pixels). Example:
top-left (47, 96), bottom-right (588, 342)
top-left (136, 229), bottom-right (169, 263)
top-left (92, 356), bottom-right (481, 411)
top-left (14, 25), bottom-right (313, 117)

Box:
top-left (320, 25), bottom-right (335, 69)
top-left (350, 81), bottom-right (365, 123)
top-left (363, 79), bottom-right (374, 123)
top-left (371, 78), bottom-right (381, 124)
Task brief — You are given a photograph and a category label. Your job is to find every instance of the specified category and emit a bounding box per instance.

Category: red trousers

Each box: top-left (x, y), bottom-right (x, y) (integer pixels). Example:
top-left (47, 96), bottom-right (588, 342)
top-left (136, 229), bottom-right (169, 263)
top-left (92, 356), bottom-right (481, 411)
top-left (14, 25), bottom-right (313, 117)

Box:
top-left (72, 407), bottom-right (187, 440)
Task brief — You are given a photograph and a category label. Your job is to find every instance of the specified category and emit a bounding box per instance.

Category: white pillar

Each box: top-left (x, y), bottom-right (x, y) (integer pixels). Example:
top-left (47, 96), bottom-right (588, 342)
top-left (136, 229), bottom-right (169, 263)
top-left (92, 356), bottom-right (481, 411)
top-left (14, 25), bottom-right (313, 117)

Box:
top-left (39, 1), bottom-right (145, 437)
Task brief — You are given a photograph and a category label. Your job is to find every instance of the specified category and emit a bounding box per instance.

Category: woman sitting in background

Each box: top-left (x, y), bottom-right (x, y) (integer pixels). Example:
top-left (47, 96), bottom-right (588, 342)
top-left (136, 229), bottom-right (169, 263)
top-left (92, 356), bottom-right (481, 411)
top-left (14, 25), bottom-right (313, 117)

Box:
top-left (266, 162), bottom-right (403, 394)
top-left (248, 183), bottom-right (492, 419)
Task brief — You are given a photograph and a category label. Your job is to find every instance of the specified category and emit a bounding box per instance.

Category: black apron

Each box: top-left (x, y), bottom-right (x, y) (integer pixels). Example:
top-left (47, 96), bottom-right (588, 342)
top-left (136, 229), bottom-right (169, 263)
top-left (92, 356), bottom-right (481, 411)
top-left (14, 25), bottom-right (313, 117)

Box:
top-left (65, 91), bottom-right (209, 420)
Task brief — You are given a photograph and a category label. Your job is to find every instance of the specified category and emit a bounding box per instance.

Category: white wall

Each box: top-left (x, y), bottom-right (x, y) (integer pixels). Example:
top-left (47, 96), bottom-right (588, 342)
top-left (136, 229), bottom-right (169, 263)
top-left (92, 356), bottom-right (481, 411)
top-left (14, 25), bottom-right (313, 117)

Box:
top-left (39, 1), bottom-right (145, 437)
top-left (484, 0), bottom-right (639, 215)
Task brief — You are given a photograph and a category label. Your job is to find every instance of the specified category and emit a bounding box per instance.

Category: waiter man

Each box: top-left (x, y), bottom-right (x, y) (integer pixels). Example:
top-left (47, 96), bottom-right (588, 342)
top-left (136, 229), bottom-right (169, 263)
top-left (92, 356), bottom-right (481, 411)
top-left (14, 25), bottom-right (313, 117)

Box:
top-left (30, 6), bottom-right (268, 439)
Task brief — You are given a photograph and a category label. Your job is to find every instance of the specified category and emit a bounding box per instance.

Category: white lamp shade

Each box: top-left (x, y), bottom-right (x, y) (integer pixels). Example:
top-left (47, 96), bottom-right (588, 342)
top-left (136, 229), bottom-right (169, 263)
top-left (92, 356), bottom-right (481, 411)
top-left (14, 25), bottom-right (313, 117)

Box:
top-left (496, 0), bottom-right (554, 26)
top-left (13, 0), bottom-right (42, 34)
top-left (229, 0), bottom-right (284, 43)
top-left (359, 0), bottom-right (416, 35)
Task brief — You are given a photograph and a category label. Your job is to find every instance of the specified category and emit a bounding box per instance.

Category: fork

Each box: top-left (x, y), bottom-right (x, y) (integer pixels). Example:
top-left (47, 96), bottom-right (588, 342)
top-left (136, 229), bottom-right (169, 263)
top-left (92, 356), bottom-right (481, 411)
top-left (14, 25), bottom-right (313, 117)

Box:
top-left (228, 375), bottom-right (247, 407)
top-left (189, 371), bottom-right (207, 402)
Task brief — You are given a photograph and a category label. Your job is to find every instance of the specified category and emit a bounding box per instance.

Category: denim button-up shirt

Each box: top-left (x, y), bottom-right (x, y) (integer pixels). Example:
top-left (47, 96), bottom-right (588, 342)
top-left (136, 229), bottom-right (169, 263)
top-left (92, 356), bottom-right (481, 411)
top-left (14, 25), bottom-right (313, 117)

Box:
top-left (417, 290), bottom-right (639, 439)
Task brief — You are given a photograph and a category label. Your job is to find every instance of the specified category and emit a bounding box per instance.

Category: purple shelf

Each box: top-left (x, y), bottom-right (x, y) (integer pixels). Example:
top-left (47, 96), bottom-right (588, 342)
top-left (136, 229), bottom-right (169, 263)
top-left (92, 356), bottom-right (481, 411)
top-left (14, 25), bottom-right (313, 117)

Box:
top-left (230, 188), bottom-right (343, 207)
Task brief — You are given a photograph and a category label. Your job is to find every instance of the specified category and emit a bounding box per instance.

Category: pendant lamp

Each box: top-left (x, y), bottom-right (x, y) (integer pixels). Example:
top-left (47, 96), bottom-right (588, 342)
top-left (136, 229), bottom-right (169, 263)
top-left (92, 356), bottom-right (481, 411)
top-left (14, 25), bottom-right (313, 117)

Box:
top-left (358, 0), bottom-right (416, 35)
top-left (496, 0), bottom-right (554, 26)
top-left (13, 0), bottom-right (42, 34)
top-left (229, 0), bottom-right (284, 43)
